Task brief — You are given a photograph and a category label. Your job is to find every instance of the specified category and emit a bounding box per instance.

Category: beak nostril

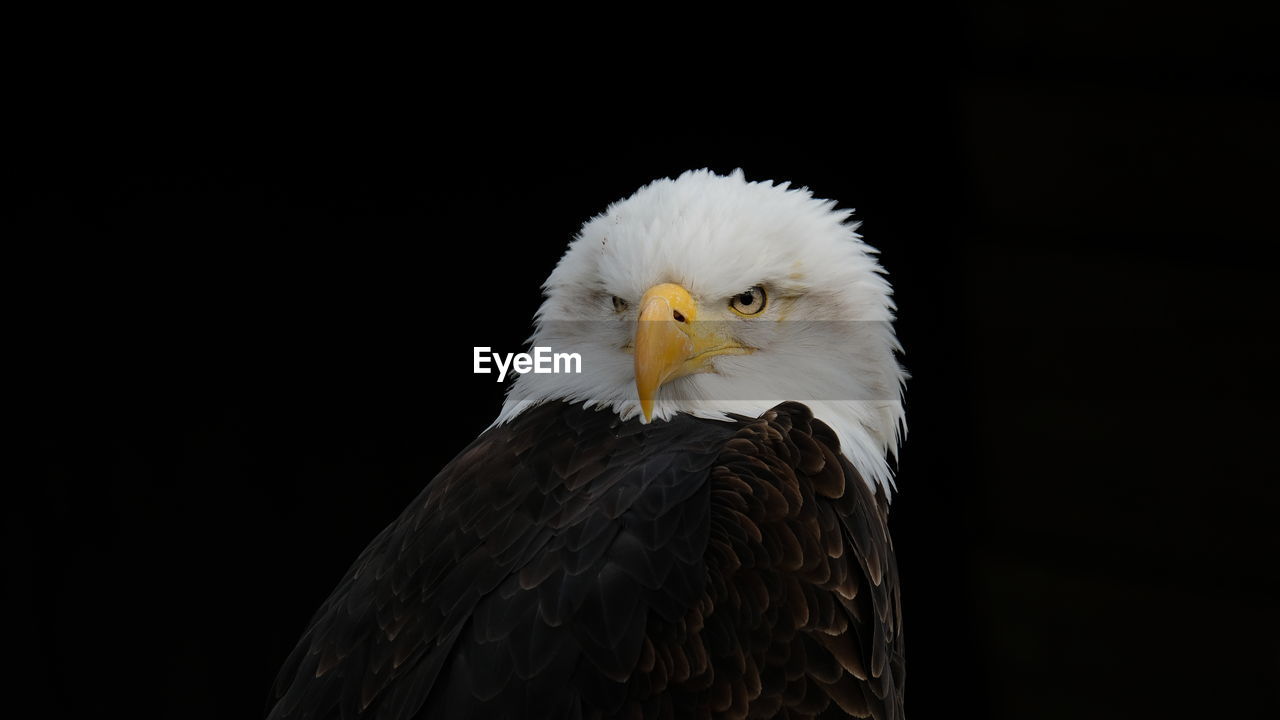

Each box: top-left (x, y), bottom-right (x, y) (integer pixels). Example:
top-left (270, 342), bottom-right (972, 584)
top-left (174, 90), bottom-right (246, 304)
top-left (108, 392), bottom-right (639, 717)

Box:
top-left (672, 310), bottom-right (686, 323)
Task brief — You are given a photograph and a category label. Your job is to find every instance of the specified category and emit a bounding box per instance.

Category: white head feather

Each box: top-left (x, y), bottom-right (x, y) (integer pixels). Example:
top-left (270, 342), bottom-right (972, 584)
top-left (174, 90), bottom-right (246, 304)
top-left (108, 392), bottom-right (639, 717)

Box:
top-left (496, 169), bottom-right (907, 497)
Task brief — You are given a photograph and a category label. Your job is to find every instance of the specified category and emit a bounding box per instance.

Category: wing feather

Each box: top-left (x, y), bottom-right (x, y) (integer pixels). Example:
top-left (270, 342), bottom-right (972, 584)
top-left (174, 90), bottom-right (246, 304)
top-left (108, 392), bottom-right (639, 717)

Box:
top-left (266, 401), bottom-right (904, 719)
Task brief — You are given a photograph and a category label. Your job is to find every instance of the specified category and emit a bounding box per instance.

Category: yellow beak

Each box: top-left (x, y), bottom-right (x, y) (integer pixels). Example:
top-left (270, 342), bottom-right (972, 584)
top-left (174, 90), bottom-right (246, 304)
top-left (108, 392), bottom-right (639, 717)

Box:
top-left (633, 283), bottom-right (749, 422)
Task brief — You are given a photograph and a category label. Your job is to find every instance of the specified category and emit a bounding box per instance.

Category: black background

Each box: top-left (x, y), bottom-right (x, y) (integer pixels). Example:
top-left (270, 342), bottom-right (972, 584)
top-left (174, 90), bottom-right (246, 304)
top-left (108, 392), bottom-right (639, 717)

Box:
top-left (16, 5), bottom-right (1279, 718)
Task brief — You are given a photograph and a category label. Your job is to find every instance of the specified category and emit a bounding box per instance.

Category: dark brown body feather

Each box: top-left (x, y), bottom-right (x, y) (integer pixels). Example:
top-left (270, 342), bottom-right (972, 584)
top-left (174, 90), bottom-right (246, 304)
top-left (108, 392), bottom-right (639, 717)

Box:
top-left (268, 401), bottom-right (904, 719)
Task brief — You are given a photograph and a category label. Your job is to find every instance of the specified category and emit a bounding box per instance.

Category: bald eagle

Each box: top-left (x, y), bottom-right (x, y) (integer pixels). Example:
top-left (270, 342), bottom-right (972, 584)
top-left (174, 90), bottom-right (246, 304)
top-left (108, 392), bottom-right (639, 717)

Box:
top-left (267, 170), bottom-right (908, 719)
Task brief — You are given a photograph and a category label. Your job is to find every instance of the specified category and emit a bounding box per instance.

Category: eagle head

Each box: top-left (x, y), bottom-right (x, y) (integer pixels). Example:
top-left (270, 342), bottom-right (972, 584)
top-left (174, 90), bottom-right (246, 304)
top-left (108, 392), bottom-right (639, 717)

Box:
top-left (497, 169), bottom-right (907, 494)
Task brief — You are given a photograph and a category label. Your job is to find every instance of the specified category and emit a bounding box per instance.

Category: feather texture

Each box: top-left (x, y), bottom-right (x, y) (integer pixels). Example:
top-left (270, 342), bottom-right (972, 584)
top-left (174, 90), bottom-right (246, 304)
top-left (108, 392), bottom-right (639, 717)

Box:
top-left (268, 401), bottom-right (903, 719)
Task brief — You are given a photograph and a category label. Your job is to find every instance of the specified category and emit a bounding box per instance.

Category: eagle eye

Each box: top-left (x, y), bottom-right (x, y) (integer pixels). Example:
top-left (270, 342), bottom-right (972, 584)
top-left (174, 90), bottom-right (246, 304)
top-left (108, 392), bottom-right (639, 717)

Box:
top-left (611, 296), bottom-right (629, 312)
top-left (729, 285), bottom-right (767, 316)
